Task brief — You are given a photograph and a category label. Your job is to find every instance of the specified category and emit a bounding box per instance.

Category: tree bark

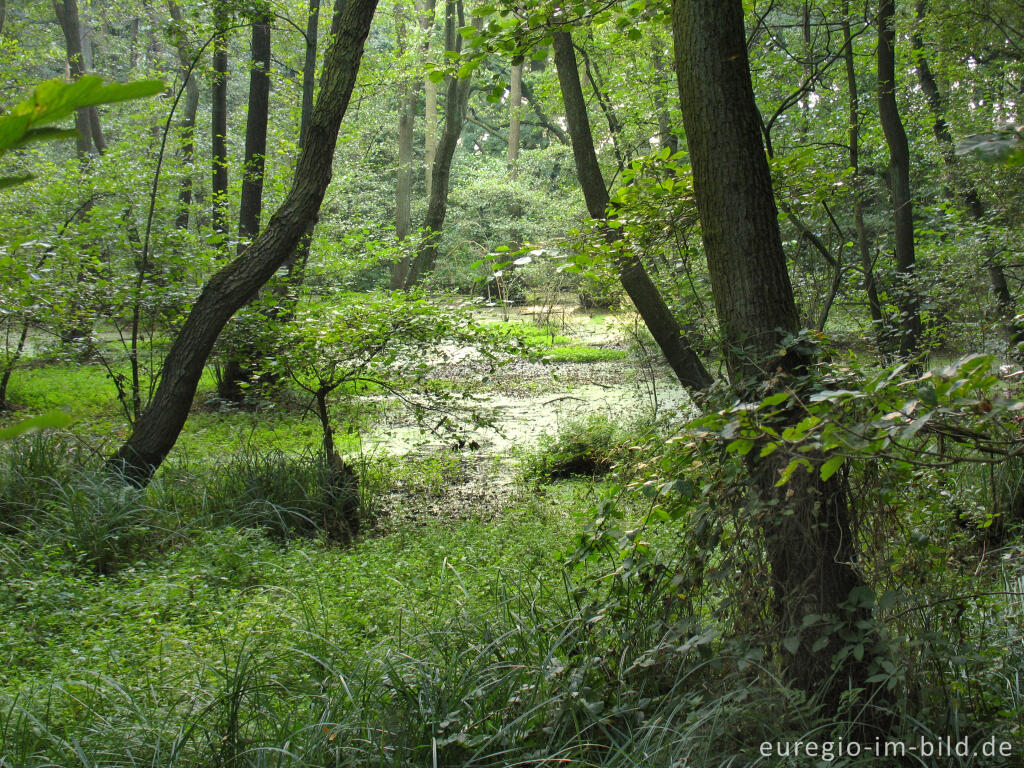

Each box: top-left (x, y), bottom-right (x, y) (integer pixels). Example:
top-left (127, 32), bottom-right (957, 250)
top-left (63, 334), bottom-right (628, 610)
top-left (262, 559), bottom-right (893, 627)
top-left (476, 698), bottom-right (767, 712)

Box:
top-left (404, 0), bottom-right (471, 287)
top-left (53, 0), bottom-right (105, 156)
top-left (108, 0), bottom-right (380, 484)
top-left (877, 0), bottom-right (922, 356)
top-left (168, 0), bottom-right (200, 231)
top-left (553, 29), bottom-right (712, 392)
top-left (841, 3), bottom-right (885, 335)
top-left (211, 0), bottom-right (230, 242)
top-left (422, 0), bottom-right (439, 199)
top-left (237, 9), bottom-right (272, 248)
top-left (218, 6), bottom-right (274, 402)
top-left (279, 0), bottom-right (324, 292)
top-left (651, 41), bottom-right (678, 155)
top-left (390, 2), bottom-right (416, 289)
top-left (507, 61), bottom-right (522, 173)
top-left (674, 0), bottom-right (874, 712)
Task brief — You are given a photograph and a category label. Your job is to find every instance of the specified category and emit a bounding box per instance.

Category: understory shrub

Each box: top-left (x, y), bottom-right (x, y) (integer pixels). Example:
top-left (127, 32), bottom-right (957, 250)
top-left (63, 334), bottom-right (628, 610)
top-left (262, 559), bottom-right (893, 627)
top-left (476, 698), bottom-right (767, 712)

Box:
top-left (523, 412), bottom-right (658, 481)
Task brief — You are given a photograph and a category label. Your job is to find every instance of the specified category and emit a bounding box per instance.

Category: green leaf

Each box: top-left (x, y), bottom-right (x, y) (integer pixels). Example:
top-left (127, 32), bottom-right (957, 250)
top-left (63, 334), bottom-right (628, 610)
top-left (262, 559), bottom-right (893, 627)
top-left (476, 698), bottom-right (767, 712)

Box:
top-left (0, 411), bottom-right (72, 440)
top-left (782, 635), bottom-right (800, 655)
top-left (760, 391), bottom-right (791, 408)
top-left (819, 454), bottom-right (845, 481)
top-left (725, 438), bottom-right (755, 456)
top-left (776, 458), bottom-right (811, 486)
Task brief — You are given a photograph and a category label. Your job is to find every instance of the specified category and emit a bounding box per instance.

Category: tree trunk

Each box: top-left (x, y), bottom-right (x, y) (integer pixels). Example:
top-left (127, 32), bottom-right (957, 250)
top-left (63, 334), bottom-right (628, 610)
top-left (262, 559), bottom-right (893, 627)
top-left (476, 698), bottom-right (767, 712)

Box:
top-left (841, 3), bottom-right (885, 336)
top-left (877, 0), bottom-right (921, 356)
top-left (422, 0), bottom-right (439, 199)
top-left (218, 6), bottom-right (274, 402)
top-left (507, 61), bottom-right (522, 173)
top-left (390, 2), bottom-right (416, 289)
top-left (912, 0), bottom-right (1016, 330)
top-left (651, 41), bottom-right (678, 155)
top-left (53, 0), bottom-right (105, 156)
top-left (278, 0), bottom-right (323, 292)
top-left (237, 9), bottom-right (272, 248)
top-left (108, 0), bottom-right (380, 484)
top-left (168, 0), bottom-right (200, 230)
top-left (404, 0), bottom-right (470, 287)
top-left (211, 0), bottom-right (230, 242)
top-left (553, 29), bottom-right (712, 392)
top-left (674, 0), bottom-right (874, 712)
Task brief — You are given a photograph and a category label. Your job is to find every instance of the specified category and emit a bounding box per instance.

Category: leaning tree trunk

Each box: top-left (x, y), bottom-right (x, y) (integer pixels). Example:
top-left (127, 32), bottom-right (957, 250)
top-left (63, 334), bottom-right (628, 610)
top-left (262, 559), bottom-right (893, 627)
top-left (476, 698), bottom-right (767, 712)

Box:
top-left (278, 0), bottom-right (323, 293)
top-left (108, 0), bottom-right (381, 484)
top-left (674, 0), bottom-right (875, 713)
top-left (552, 30), bottom-right (712, 392)
top-left (404, 0), bottom-right (471, 287)
top-left (877, 0), bottom-right (922, 357)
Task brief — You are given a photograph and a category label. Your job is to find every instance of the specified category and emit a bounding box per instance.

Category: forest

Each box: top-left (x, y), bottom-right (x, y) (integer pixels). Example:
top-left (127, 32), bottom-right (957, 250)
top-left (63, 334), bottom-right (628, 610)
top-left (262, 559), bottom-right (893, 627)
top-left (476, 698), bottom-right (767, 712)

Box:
top-left (1, 0), bottom-right (1024, 764)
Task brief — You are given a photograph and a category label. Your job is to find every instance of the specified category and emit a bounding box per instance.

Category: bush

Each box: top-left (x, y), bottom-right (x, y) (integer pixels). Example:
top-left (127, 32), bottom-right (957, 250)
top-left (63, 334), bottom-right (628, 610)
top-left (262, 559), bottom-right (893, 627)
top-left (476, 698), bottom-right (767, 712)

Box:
top-left (524, 413), bottom-right (656, 481)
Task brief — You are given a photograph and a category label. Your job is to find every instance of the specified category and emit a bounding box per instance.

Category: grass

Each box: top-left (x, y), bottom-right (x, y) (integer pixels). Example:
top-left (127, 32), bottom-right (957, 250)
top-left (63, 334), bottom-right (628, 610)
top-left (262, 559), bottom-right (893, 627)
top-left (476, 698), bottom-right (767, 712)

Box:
top-left (487, 317), bottom-right (630, 364)
top-left (3, 325), bottom-right (1024, 765)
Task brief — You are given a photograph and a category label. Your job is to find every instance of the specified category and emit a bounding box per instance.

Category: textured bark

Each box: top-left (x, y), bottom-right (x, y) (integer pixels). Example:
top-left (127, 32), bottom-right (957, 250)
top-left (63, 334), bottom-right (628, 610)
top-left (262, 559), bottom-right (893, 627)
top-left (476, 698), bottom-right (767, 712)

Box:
top-left (841, 4), bottom-right (884, 333)
top-left (877, 0), bottom-right (921, 356)
top-left (280, 0), bottom-right (324, 289)
top-left (553, 30), bottom-right (712, 392)
top-left (299, 0), bottom-right (321, 148)
top-left (674, 0), bottom-right (873, 711)
top-left (109, 0), bottom-right (380, 484)
top-left (168, 0), bottom-right (200, 230)
top-left (404, 0), bottom-right (471, 287)
top-left (237, 12), bottom-right (272, 247)
top-left (53, 0), bottom-right (105, 156)
top-left (219, 8), bottom-right (274, 402)
top-left (211, 0), bottom-right (230, 240)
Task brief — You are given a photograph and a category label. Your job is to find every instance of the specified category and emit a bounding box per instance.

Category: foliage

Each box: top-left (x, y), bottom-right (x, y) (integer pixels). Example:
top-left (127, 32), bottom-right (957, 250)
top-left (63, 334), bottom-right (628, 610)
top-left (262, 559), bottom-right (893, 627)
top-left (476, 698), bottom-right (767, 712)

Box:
top-left (0, 75), bottom-right (163, 188)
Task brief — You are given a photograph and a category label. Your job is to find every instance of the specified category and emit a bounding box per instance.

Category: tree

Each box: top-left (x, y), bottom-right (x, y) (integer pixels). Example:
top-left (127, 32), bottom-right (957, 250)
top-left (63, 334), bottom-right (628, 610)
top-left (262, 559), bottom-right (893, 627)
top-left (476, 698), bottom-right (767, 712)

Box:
top-left (217, 2), bottom-right (273, 402)
top-left (673, 0), bottom-right (875, 710)
top-left (53, 0), bottom-right (107, 157)
top-left (109, 0), bottom-right (382, 484)
top-left (390, 0), bottom-right (419, 289)
top-left (912, 0), bottom-right (1016, 332)
top-left (552, 29), bottom-right (712, 392)
top-left (403, 0), bottom-right (472, 287)
top-left (237, 4), bottom-right (272, 250)
top-left (167, 0), bottom-right (201, 231)
top-left (211, 0), bottom-right (230, 241)
top-left (841, 1), bottom-right (885, 336)
top-left (877, 0), bottom-right (922, 356)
